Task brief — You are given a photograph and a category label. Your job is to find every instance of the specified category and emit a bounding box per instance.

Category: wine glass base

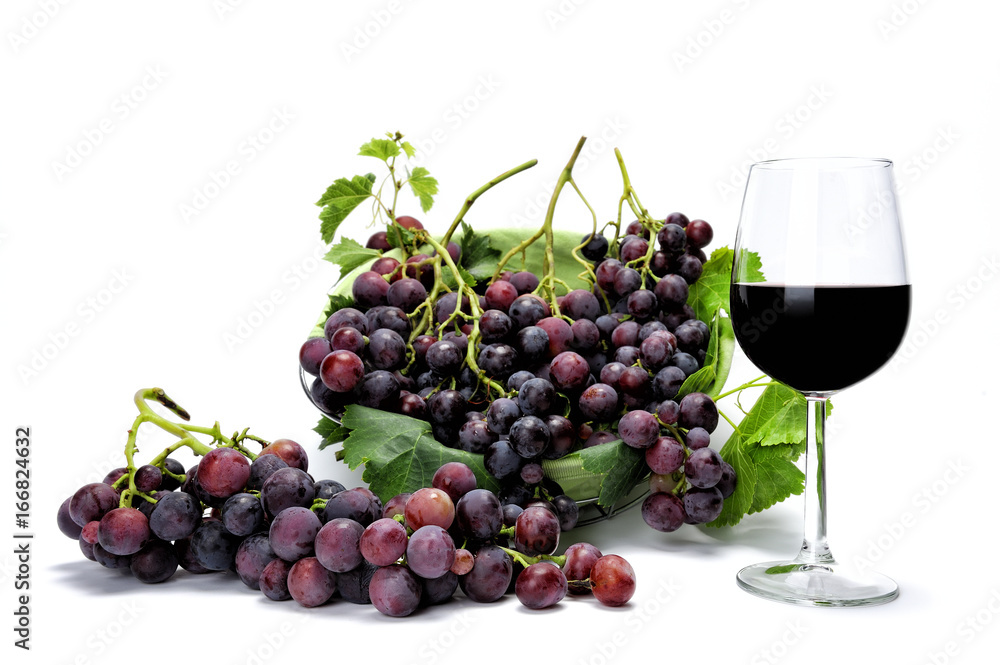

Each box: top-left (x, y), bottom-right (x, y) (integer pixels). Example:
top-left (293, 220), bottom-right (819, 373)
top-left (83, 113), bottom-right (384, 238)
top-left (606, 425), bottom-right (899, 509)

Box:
top-left (736, 560), bottom-right (898, 607)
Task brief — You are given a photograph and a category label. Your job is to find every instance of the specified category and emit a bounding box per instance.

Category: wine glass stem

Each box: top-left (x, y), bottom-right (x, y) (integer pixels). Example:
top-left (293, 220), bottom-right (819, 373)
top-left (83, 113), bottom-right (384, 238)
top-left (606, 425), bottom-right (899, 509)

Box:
top-left (799, 396), bottom-right (834, 565)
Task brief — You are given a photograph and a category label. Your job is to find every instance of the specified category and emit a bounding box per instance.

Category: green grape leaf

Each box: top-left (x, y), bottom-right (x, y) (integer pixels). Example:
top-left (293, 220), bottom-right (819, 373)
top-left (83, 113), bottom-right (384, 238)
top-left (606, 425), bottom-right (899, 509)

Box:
top-left (401, 141), bottom-right (416, 158)
top-left (458, 220), bottom-right (501, 283)
top-left (385, 224), bottom-right (416, 249)
top-left (316, 174), bottom-right (377, 243)
top-left (323, 237), bottom-right (383, 283)
top-left (339, 406), bottom-right (499, 502)
top-left (359, 138), bottom-right (401, 161)
top-left (577, 440), bottom-right (648, 508)
top-left (407, 167), bottom-right (438, 213)
top-left (676, 310), bottom-right (735, 399)
top-left (315, 416), bottom-right (350, 450)
top-left (688, 247), bottom-right (764, 322)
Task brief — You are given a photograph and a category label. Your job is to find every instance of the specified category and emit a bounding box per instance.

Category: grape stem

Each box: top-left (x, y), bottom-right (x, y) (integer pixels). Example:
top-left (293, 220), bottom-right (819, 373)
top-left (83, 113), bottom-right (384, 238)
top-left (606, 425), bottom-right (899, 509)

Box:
top-left (498, 545), bottom-right (567, 570)
top-left (113, 388), bottom-right (269, 508)
top-left (440, 159), bottom-right (539, 249)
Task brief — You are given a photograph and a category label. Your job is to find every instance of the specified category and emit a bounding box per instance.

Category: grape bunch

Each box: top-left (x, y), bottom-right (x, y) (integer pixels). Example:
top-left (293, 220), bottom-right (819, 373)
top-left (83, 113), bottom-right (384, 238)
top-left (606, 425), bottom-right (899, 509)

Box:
top-left (302, 212), bottom-right (736, 529)
top-left (57, 436), bottom-right (635, 614)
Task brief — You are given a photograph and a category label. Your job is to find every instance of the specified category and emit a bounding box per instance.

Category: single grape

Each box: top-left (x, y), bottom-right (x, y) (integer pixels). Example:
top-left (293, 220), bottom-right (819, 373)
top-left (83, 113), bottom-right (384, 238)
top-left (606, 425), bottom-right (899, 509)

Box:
top-left (654, 274), bottom-right (689, 308)
top-left (516, 562), bottom-right (569, 609)
top-left (460, 545), bottom-right (513, 603)
top-left (516, 326), bottom-right (550, 362)
top-left (299, 337), bottom-right (332, 376)
top-left (563, 542), bottom-right (603, 594)
top-left (288, 557), bottom-right (338, 608)
top-left (57, 497), bottom-right (83, 539)
top-left (579, 383), bottom-right (620, 421)
top-left (618, 410), bottom-right (660, 449)
top-left (220, 493), bottom-right (265, 536)
top-left (679, 392), bottom-right (720, 432)
top-left (584, 430), bottom-right (619, 447)
top-left (323, 487), bottom-right (380, 526)
top-left (314, 479), bottom-right (348, 500)
top-left (432, 462), bottom-right (477, 502)
top-left (685, 426), bottom-right (711, 450)
top-left (130, 539), bottom-right (179, 584)
top-left (685, 447), bottom-right (724, 488)
top-left (367, 329), bottom-right (407, 371)
top-left (591, 555), bottom-right (636, 606)
top-left (510, 271), bottom-right (540, 294)
top-left (259, 558), bottom-right (293, 601)
top-left (338, 560), bottom-right (378, 604)
top-left (404, 487), bottom-right (456, 530)
top-left (370, 565), bottom-right (423, 617)
top-left (683, 486), bottom-right (724, 523)
top-left (352, 270), bottom-right (390, 308)
top-left (595, 258), bottom-right (623, 293)
top-left (478, 343), bottom-right (519, 380)
top-left (485, 280), bottom-right (519, 312)
top-left (189, 521), bottom-right (241, 571)
top-left (406, 525), bottom-right (456, 579)
top-left (685, 218), bottom-right (713, 248)
top-left (509, 294), bottom-right (548, 328)
top-left (620, 237), bottom-right (649, 263)
top-left (382, 493), bottom-right (411, 520)
top-left (149, 491), bottom-right (202, 541)
top-left (427, 389), bottom-right (467, 425)
top-left (360, 518), bottom-right (408, 567)
top-left (261, 467), bottom-right (316, 518)
top-left (716, 461), bottom-right (737, 499)
top-left (314, 517), bottom-right (364, 573)
top-left (645, 436), bottom-right (686, 475)
top-left (627, 289), bottom-right (658, 320)
top-left (549, 351), bottom-right (591, 393)
top-left (386, 277), bottom-right (427, 313)
top-left (580, 233), bottom-right (610, 261)
top-left (259, 439), bottom-right (309, 471)
top-left (642, 492), bottom-right (686, 532)
top-left (509, 416), bottom-right (550, 459)
top-left (653, 366), bottom-right (687, 401)
top-left (97, 508), bottom-right (150, 556)
top-left (514, 506), bottom-right (560, 556)
top-left (356, 370), bottom-right (400, 410)
top-left (484, 439), bottom-right (522, 480)
top-left (69, 482), bottom-right (120, 527)
top-left (562, 289), bottom-right (601, 321)
top-left (268, 506), bottom-right (322, 562)
top-left (520, 462), bottom-right (544, 485)
top-left (235, 533), bottom-right (277, 590)
top-left (542, 414), bottom-right (575, 459)
top-left (517, 378), bottom-right (556, 417)
top-left (325, 307), bottom-right (369, 338)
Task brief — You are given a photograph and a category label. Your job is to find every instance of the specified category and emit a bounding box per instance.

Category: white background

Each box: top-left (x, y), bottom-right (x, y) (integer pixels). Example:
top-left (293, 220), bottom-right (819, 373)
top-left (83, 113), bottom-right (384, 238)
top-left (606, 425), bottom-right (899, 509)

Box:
top-left (3, 1), bottom-right (999, 664)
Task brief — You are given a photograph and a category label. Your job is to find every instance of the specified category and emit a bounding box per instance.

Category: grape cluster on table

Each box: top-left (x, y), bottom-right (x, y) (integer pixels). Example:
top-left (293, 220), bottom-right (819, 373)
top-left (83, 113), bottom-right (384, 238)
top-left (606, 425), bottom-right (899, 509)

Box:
top-left (302, 213), bottom-right (736, 530)
top-left (57, 442), bottom-right (635, 615)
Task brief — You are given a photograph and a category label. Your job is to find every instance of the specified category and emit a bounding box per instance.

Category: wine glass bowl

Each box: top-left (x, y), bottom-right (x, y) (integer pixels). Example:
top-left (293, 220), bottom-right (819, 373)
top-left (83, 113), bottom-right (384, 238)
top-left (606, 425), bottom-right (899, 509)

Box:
top-left (730, 157), bottom-right (910, 606)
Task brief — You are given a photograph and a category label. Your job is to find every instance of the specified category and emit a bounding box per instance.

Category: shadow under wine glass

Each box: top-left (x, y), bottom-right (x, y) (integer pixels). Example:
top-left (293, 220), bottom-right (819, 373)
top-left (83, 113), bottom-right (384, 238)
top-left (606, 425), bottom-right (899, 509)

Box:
top-left (730, 157), bottom-right (910, 607)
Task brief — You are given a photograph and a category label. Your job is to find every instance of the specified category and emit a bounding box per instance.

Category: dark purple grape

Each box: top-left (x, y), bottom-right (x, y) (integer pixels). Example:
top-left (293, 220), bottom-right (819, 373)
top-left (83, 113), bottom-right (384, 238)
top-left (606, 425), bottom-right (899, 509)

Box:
top-left (683, 486), bottom-right (724, 523)
top-left (367, 231), bottom-right (391, 250)
top-left (550, 494), bottom-right (579, 531)
top-left (261, 467), bottom-right (315, 518)
top-left (460, 545), bottom-right (513, 603)
top-left (197, 448), bottom-right (250, 499)
top-left (563, 542), bottom-right (602, 592)
top-left (627, 289), bottom-right (658, 320)
top-left (189, 521), bottom-right (240, 571)
top-left (579, 383), bottom-right (620, 421)
top-left (260, 558), bottom-right (293, 601)
top-left (669, 351), bottom-right (700, 376)
top-left (685, 427), bottom-right (711, 450)
top-left (611, 320), bottom-right (640, 348)
top-left (356, 370), bottom-right (400, 410)
top-left (314, 517), bottom-right (364, 572)
top-left (516, 562), bottom-right (568, 609)
top-left (360, 518), bottom-right (408, 567)
top-left (70, 482), bottom-right (120, 527)
top-left (685, 447), bottom-right (724, 488)
top-left (613, 267), bottom-right (642, 297)
top-left (478, 343), bottom-right (518, 380)
top-left (561, 289), bottom-right (601, 321)
top-left (642, 492), bottom-right (686, 532)
top-left (407, 525), bottom-right (456, 579)
top-left (520, 462), bottom-right (544, 485)
top-left (685, 219), bottom-right (713, 248)
top-left (432, 462), bottom-right (477, 502)
top-left (323, 488), bottom-right (380, 526)
top-left (716, 461), bottom-right (737, 499)
top-left (338, 560), bottom-right (378, 604)
top-left (149, 491), bottom-right (202, 541)
top-left (653, 366), bottom-right (687, 401)
top-left (620, 237), bottom-right (649, 263)
top-left (514, 506), bottom-right (560, 556)
top-left (654, 275), bottom-right (690, 315)
top-left (486, 397), bottom-right (521, 436)
top-left (584, 430), bottom-right (618, 447)
top-left (247, 454), bottom-right (288, 492)
top-left (549, 351), bottom-right (591, 393)
top-left (679, 392), bottom-right (719, 432)
top-left (97, 508), bottom-right (150, 556)
top-left (221, 493), bottom-right (265, 536)
top-left (314, 479), bottom-right (348, 500)
top-left (386, 277), bottom-right (427, 313)
top-left (422, 570), bottom-right (459, 606)
top-left (618, 410), bottom-right (660, 449)
top-left (371, 565), bottom-right (422, 616)
top-left (235, 533), bottom-right (277, 589)
top-left (57, 497), bottom-right (83, 539)
top-left (542, 414), bottom-right (575, 459)
top-left (370, 305), bottom-right (411, 337)
top-left (268, 506), bottom-right (321, 562)
top-left (569, 319), bottom-right (600, 352)
top-left (675, 253), bottom-right (704, 284)
top-left (299, 337), bottom-right (332, 376)
top-left (457, 420), bottom-right (497, 454)
top-left (507, 370), bottom-right (535, 392)
top-left (485, 280), bottom-right (519, 312)
top-left (367, 329), bottom-right (407, 371)
top-left (479, 309), bottom-right (512, 342)
top-left (404, 487), bottom-right (455, 530)
top-left (427, 389), bottom-right (467, 425)
top-left (580, 233), bottom-right (609, 262)
top-left (599, 362), bottom-right (627, 390)
top-left (131, 539), bottom-right (179, 584)
top-left (646, 436), bottom-right (686, 475)
top-left (509, 271), bottom-right (540, 294)
top-left (595, 259), bottom-right (623, 293)
top-left (158, 458), bottom-right (186, 492)
top-left (515, 326), bottom-right (550, 363)
top-left (324, 307), bottom-right (369, 338)
top-left (426, 340), bottom-right (463, 377)
top-left (484, 439), bottom-right (522, 481)
top-left (509, 416), bottom-right (550, 459)
top-left (517, 378), bottom-right (555, 417)
top-left (352, 270), bottom-right (390, 308)
top-left (320, 350), bottom-right (365, 393)
top-left (133, 465), bottom-right (162, 493)
top-left (288, 556), bottom-right (338, 608)
top-left (619, 366), bottom-right (650, 397)
top-left (502, 504), bottom-right (523, 527)
top-left (509, 295), bottom-right (548, 328)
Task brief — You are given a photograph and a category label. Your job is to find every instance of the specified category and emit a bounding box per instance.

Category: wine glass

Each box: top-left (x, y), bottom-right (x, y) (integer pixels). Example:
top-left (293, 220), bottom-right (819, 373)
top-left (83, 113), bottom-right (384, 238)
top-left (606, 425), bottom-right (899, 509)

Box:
top-left (730, 157), bottom-right (910, 607)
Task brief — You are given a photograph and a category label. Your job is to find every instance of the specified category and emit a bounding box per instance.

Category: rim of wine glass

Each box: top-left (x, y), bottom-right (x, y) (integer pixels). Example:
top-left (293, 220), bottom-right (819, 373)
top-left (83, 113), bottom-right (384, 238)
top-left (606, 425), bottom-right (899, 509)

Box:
top-left (750, 156), bottom-right (892, 171)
